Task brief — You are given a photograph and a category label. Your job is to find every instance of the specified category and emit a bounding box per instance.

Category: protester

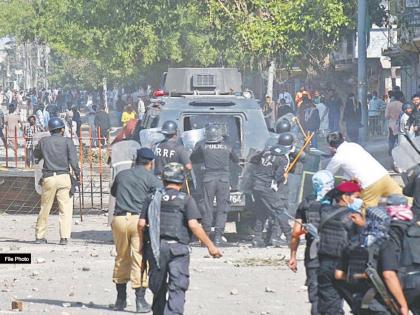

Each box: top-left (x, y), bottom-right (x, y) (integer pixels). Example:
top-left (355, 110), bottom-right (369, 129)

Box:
top-left (121, 104), bottom-right (137, 127)
top-left (385, 90), bottom-right (404, 155)
top-left (5, 104), bottom-right (21, 154)
top-left (300, 95), bottom-right (320, 148)
top-left (412, 94), bottom-right (420, 136)
top-left (25, 115), bottom-right (39, 167)
top-left (313, 91), bottom-right (329, 136)
top-left (326, 89), bottom-right (342, 133)
top-left (71, 105), bottom-right (82, 137)
top-left (398, 103), bottom-right (415, 145)
top-left (295, 86), bottom-right (310, 108)
top-left (263, 95), bottom-right (275, 130)
top-left (326, 132), bottom-right (402, 209)
top-left (94, 105), bottom-right (111, 145)
top-left (343, 92), bottom-right (362, 143)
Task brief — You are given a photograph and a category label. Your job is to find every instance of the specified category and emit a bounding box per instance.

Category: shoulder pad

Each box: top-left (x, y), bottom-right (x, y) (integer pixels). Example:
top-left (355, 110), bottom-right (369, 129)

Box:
top-left (270, 145), bottom-right (289, 156)
top-left (177, 192), bottom-right (187, 199)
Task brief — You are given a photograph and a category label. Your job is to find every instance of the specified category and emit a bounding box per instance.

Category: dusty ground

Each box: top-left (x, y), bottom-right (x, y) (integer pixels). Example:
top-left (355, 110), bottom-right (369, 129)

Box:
top-left (0, 214), bottom-right (321, 315)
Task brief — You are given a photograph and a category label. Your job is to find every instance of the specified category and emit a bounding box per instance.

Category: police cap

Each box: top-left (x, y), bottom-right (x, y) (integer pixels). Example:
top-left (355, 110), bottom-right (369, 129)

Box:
top-left (136, 148), bottom-right (155, 162)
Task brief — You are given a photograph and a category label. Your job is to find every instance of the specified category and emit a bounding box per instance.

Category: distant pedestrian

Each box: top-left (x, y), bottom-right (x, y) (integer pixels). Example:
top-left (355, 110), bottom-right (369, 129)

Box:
top-left (25, 115), bottom-right (39, 167)
top-left (5, 104), bottom-right (21, 154)
top-left (313, 91), bottom-right (329, 136)
top-left (87, 105), bottom-right (97, 147)
top-left (71, 106), bottom-right (81, 137)
top-left (412, 94), bottom-right (420, 136)
top-left (343, 92), bottom-right (362, 143)
top-left (95, 105), bottom-right (111, 145)
top-left (263, 95), bottom-right (275, 130)
top-left (300, 95), bottom-right (320, 148)
top-left (398, 103), bottom-right (415, 145)
top-left (385, 90), bottom-right (404, 155)
top-left (0, 106), bottom-right (6, 147)
top-left (121, 104), bottom-right (137, 127)
top-left (326, 89), bottom-right (342, 133)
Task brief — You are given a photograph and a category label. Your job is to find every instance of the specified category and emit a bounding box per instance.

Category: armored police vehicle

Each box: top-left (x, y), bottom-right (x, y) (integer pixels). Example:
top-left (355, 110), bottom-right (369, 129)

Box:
top-left (141, 68), bottom-right (270, 218)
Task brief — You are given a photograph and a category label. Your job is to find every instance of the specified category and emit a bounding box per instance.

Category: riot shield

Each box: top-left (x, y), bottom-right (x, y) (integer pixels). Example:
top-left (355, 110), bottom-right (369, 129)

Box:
top-left (139, 128), bottom-right (165, 149)
top-left (181, 128), bottom-right (205, 151)
top-left (392, 136), bottom-right (420, 171)
top-left (33, 131), bottom-right (51, 195)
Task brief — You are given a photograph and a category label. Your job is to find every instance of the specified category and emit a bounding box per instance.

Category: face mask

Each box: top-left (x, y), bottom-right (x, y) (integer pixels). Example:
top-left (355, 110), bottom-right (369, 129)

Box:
top-left (313, 97), bottom-right (320, 104)
top-left (348, 198), bottom-right (363, 212)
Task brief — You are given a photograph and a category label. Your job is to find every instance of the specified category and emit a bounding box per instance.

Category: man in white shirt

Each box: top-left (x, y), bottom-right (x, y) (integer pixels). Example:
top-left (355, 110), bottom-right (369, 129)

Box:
top-left (325, 132), bottom-right (402, 209)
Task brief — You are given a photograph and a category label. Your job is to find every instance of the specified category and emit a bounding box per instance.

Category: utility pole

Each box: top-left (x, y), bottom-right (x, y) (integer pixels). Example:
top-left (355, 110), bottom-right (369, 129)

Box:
top-left (266, 60), bottom-right (276, 123)
top-left (357, 0), bottom-right (369, 142)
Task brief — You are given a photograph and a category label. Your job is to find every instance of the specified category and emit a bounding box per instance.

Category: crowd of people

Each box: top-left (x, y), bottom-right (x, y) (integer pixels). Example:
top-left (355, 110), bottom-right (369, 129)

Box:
top-left (2, 81), bottom-right (420, 314)
top-left (263, 85), bottom-right (420, 150)
top-left (0, 86), bottom-right (153, 166)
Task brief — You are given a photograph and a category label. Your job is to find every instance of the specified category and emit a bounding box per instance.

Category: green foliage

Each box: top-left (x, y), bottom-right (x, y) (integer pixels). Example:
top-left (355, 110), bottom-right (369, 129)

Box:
top-left (208, 0), bottom-right (351, 71)
top-left (0, 0), bottom-right (392, 88)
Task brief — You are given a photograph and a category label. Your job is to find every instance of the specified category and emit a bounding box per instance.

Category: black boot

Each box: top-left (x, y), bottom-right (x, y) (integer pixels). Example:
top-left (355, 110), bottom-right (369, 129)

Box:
top-left (114, 283), bottom-right (127, 311)
top-left (214, 229), bottom-right (226, 246)
top-left (135, 287), bottom-right (151, 313)
top-left (252, 221), bottom-right (266, 248)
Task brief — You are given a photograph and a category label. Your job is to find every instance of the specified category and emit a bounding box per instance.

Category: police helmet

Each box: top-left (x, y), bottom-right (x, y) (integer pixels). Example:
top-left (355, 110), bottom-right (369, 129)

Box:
top-left (162, 162), bottom-right (186, 184)
top-left (275, 119), bottom-right (291, 134)
top-left (205, 124), bottom-right (223, 143)
top-left (48, 117), bottom-right (65, 131)
top-left (161, 120), bottom-right (178, 136)
top-left (277, 132), bottom-right (294, 147)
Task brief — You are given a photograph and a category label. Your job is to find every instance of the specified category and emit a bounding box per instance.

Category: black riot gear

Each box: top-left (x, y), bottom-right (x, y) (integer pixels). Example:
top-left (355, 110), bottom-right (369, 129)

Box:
top-left (161, 120), bottom-right (178, 136)
top-left (162, 162), bottom-right (186, 184)
top-left (160, 191), bottom-right (191, 244)
top-left (318, 206), bottom-right (349, 258)
top-left (275, 119), bottom-right (291, 134)
top-left (277, 132), bottom-right (294, 148)
top-left (205, 124), bottom-right (223, 143)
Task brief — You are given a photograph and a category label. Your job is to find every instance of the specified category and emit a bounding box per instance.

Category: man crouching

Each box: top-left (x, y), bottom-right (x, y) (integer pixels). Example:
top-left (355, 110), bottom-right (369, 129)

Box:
top-left (138, 162), bottom-right (222, 315)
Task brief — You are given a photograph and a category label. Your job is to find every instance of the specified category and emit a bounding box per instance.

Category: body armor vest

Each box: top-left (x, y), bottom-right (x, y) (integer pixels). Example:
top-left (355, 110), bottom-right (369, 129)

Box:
top-left (318, 207), bottom-right (349, 258)
top-left (160, 192), bottom-right (190, 244)
top-left (305, 198), bottom-right (322, 229)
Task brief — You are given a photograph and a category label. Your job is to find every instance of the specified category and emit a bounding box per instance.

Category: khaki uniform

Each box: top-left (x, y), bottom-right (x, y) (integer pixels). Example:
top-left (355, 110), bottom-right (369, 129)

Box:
top-left (112, 213), bottom-right (147, 288)
top-left (35, 173), bottom-right (73, 239)
top-left (360, 174), bottom-right (403, 209)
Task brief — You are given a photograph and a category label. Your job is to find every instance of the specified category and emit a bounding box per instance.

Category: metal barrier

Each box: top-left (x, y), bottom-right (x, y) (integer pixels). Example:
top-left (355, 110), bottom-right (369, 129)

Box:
top-left (0, 126), bottom-right (112, 214)
top-left (368, 110), bottom-right (387, 137)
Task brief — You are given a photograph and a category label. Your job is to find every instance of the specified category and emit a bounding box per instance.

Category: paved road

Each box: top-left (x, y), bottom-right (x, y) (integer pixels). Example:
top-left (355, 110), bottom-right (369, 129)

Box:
top-left (0, 215), bottom-right (315, 315)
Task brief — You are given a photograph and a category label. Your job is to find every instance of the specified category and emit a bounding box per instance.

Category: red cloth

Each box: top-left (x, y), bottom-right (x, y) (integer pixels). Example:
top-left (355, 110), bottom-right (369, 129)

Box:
top-left (111, 119), bottom-right (138, 145)
top-left (335, 181), bottom-right (361, 193)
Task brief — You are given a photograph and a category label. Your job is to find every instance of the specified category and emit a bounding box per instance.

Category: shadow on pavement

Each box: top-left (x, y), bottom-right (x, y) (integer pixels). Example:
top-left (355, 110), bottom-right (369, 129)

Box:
top-left (20, 299), bottom-right (113, 312)
top-left (70, 230), bottom-right (113, 244)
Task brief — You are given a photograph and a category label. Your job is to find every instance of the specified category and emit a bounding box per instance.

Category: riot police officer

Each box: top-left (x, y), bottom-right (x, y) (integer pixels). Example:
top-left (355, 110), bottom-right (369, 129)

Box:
top-left (110, 148), bottom-right (162, 313)
top-left (288, 170), bottom-right (334, 315)
top-left (317, 181), bottom-right (363, 315)
top-left (275, 119), bottom-right (291, 134)
top-left (139, 163), bottom-right (222, 315)
top-left (249, 132), bottom-right (294, 247)
top-left (154, 120), bottom-right (191, 176)
top-left (190, 124), bottom-right (239, 245)
top-left (34, 117), bottom-right (80, 245)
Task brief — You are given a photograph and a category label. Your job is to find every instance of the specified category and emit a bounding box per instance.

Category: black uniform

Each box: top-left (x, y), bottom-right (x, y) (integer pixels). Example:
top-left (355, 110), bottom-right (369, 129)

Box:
top-left (317, 205), bottom-right (352, 315)
top-left (34, 133), bottom-right (80, 178)
top-left (143, 189), bottom-right (201, 315)
top-left (190, 140), bottom-right (239, 235)
top-left (250, 146), bottom-right (291, 244)
top-left (154, 138), bottom-right (191, 176)
top-left (377, 222), bottom-right (420, 315)
top-left (295, 195), bottom-right (321, 315)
